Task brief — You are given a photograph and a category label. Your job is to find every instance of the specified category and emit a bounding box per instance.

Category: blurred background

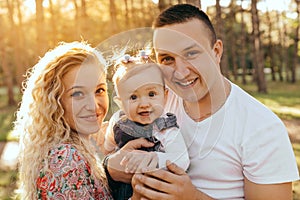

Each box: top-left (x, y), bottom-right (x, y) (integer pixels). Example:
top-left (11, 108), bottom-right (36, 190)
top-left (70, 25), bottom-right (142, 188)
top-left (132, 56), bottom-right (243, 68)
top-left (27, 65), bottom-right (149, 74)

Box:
top-left (0, 0), bottom-right (299, 199)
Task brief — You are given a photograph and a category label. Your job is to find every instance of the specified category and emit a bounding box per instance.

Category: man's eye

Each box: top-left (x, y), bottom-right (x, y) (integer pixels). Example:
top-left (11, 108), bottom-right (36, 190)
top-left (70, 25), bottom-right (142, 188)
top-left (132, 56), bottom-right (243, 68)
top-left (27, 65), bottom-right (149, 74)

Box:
top-left (149, 91), bottom-right (156, 97)
top-left (184, 50), bottom-right (199, 59)
top-left (71, 91), bottom-right (83, 97)
top-left (130, 95), bottom-right (137, 100)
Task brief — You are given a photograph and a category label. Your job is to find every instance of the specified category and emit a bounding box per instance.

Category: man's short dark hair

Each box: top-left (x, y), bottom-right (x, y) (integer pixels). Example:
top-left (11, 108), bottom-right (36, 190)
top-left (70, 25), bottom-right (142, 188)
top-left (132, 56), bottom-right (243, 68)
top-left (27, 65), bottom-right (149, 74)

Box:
top-left (153, 4), bottom-right (217, 47)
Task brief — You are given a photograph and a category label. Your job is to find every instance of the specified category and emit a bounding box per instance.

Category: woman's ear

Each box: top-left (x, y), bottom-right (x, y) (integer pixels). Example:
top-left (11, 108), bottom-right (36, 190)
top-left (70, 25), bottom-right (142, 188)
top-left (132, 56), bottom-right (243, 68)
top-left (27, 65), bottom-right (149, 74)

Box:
top-left (213, 39), bottom-right (223, 64)
top-left (113, 96), bottom-right (122, 109)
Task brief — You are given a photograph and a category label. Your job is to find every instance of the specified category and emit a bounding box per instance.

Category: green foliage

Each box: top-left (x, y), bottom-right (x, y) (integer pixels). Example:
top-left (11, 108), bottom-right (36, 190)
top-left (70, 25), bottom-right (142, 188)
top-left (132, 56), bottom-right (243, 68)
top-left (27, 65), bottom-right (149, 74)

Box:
top-left (0, 169), bottom-right (19, 200)
top-left (235, 78), bottom-right (300, 119)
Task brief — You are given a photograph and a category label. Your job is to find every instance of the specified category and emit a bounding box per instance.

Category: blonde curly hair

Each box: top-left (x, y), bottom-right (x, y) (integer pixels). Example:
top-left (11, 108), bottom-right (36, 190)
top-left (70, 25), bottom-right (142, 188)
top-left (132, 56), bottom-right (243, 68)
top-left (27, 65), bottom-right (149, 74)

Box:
top-left (13, 41), bottom-right (109, 199)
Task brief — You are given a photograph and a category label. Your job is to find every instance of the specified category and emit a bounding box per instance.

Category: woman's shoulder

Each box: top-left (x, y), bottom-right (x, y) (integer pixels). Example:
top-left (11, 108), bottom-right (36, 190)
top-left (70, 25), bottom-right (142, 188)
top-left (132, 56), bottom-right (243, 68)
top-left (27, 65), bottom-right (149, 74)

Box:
top-left (47, 143), bottom-right (88, 173)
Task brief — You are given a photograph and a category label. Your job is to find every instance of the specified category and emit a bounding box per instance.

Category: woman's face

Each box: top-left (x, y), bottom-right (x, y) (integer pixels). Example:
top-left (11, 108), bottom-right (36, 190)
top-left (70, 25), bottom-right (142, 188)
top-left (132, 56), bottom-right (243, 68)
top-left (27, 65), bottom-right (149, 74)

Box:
top-left (61, 61), bottom-right (109, 138)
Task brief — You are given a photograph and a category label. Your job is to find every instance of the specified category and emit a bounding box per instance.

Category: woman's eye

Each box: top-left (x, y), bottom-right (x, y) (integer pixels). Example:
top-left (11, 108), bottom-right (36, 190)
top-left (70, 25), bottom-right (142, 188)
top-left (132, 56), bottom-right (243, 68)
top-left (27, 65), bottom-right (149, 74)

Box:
top-left (160, 56), bottom-right (174, 65)
top-left (71, 91), bottom-right (83, 97)
top-left (130, 95), bottom-right (137, 100)
top-left (149, 91), bottom-right (156, 97)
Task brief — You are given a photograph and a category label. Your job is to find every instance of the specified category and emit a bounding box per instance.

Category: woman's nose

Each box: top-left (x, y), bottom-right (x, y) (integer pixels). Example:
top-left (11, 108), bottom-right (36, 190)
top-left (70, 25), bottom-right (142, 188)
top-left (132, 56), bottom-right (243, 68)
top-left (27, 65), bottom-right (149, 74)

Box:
top-left (85, 96), bottom-right (98, 111)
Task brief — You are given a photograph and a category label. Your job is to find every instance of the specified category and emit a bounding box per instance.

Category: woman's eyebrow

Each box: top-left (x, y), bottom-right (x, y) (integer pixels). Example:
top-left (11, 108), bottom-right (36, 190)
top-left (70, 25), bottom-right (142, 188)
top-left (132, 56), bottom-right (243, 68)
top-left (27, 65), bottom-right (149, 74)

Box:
top-left (66, 86), bottom-right (84, 92)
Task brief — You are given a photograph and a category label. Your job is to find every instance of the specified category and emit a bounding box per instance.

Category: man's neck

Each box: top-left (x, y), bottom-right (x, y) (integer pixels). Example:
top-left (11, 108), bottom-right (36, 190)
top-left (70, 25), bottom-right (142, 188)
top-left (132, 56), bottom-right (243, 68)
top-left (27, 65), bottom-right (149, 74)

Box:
top-left (183, 78), bottom-right (231, 122)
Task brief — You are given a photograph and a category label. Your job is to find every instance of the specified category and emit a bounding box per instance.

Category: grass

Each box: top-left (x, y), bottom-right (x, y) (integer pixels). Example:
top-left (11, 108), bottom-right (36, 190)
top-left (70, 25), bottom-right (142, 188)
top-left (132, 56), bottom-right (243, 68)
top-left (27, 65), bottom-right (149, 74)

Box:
top-left (0, 77), bottom-right (299, 199)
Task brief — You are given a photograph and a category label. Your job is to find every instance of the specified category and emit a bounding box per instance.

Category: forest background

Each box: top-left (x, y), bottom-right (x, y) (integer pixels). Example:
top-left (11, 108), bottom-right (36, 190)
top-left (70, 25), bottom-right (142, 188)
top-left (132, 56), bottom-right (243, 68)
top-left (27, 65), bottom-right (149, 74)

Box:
top-left (0, 0), bottom-right (299, 199)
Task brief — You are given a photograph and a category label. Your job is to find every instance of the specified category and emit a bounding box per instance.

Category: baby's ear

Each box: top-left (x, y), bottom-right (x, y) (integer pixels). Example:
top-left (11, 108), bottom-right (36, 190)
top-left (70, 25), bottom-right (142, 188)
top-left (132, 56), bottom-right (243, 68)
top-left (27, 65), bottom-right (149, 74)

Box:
top-left (113, 96), bottom-right (122, 109)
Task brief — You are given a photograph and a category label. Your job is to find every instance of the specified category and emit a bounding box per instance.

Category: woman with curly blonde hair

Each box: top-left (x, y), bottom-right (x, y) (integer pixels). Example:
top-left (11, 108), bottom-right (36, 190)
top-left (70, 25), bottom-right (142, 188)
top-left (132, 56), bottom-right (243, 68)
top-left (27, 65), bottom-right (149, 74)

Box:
top-left (13, 41), bottom-right (113, 199)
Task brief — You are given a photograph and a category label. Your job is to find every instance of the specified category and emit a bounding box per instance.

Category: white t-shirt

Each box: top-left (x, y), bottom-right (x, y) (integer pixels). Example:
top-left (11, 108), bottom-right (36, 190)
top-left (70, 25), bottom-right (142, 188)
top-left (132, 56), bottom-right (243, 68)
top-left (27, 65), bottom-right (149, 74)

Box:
top-left (164, 82), bottom-right (299, 199)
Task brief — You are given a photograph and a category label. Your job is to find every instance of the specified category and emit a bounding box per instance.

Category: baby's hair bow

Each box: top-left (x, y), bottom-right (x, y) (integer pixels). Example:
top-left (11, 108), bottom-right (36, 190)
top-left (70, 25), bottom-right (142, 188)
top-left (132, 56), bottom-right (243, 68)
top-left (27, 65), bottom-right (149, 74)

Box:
top-left (139, 50), bottom-right (151, 62)
top-left (122, 54), bottom-right (133, 63)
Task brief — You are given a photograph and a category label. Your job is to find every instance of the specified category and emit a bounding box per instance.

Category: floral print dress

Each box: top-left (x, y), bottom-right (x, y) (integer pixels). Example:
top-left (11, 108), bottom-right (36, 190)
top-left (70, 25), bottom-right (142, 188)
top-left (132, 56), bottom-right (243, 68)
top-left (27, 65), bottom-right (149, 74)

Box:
top-left (36, 143), bottom-right (112, 200)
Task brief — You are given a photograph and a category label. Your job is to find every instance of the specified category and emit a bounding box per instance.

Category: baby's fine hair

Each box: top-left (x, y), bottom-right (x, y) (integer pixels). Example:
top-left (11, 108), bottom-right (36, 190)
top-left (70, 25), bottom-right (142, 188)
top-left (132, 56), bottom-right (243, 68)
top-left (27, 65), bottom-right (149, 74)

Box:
top-left (112, 52), bottom-right (165, 96)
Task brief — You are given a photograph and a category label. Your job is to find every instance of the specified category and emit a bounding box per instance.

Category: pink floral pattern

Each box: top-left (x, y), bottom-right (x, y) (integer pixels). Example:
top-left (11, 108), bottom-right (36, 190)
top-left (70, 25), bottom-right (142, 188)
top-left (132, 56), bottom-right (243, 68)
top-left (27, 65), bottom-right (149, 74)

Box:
top-left (36, 144), bottom-right (112, 200)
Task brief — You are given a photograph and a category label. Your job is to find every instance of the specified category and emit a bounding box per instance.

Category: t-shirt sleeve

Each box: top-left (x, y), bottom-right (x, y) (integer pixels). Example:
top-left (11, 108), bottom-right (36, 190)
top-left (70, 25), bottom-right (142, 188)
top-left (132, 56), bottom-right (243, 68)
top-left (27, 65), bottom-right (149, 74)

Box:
top-left (155, 127), bottom-right (190, 171)
top-left (36, 145), bottom-right (97, 199)
top-left (242, 121), bottom-right (299, 184)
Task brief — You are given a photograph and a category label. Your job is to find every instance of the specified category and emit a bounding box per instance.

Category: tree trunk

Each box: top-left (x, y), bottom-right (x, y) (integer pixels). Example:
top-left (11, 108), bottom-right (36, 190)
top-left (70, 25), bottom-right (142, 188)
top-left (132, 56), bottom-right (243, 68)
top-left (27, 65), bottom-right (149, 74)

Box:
top-left (6, 0), bottom-right (24, 87)
top-left (251, 0), bottom-right (267, 93)
top-left (109, 0), bottom-right (118, 33)
top-left (49, 0), bottom-right (57, 46)
top-left (282, 12), bottom-right (290, 82)
top-left (158, 0), bottom-right (169, 12)
top-left (216, 0), bottom-right (229, 78)
top-left (240, 0), bottom-right (247, 84)
top-left (291, 0), bottom-right (300, 83)
top-left (266, 10), bottom-right (276, 81)
top-left (1, 48), bottom-right (15, 106)
top-left (276, 11), bottom-right (284, 82)
top-left (36, 0), bottom-right (47, 56)
top-left (124, 0), bottom-right (130, 28)
top-left (186, 0), bottom-right (201, 8)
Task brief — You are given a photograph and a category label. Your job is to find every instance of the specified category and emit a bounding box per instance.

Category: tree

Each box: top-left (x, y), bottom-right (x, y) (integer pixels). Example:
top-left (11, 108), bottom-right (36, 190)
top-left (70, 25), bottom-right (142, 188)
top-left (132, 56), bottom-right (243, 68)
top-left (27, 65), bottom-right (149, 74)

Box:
top-left (36, 0), bottom-right (47, 56)
top-left (265, 9), bottom-right (276, 81)
top-left (251, 0), bottom-right (267, 93)
top-left (158, 0), bottom-right (169, 12)
top-left (216, 0), bottom-right (229, 78)
top-left (240, 0), bottom-right (247, 84)
top-left (110, 0), bottom-right (118, 34)
top-left (291, 0), bottom-right (300, 83)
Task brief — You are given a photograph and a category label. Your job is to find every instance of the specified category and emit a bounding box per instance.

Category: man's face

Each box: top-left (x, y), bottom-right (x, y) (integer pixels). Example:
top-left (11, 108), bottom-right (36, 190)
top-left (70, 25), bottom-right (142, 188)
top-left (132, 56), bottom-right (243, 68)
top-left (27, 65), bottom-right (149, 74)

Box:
top-left (153, 19), bottom-right (222, 102)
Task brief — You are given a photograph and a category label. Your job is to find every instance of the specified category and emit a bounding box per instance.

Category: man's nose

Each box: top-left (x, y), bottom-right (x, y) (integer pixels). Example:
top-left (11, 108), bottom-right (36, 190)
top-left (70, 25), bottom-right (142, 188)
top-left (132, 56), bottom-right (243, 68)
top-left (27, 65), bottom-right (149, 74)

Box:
top-left (173, 57), bottom-right (190, 79)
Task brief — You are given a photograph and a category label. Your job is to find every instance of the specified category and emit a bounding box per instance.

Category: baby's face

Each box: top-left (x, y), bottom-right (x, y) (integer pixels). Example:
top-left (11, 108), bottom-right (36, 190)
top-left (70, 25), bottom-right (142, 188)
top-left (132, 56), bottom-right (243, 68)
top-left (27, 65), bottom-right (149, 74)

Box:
top-left (117, 68), bottom-right (166, 125)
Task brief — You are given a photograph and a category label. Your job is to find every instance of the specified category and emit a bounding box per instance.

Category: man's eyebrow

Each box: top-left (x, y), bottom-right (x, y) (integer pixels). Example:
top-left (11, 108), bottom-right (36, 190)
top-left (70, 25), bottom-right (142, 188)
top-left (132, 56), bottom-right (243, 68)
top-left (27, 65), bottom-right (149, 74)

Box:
top-left (182, 43), bottom-right (198, 52)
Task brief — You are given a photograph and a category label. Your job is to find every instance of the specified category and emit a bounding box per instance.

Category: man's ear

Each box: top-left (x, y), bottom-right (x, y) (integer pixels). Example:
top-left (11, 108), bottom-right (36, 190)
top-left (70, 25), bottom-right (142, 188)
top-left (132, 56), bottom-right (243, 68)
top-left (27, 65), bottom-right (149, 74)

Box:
top-left (213, 39), bottom-right (223, 64)
top-left (113, 96), bottom-right (122, 109)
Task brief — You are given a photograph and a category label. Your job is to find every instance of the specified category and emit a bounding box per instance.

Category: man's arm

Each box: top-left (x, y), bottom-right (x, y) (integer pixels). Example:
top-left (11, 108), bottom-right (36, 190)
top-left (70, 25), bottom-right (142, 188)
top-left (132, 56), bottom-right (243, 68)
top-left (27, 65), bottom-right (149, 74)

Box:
top-left (244, 177), bottom-right (293, 200)
top-left (131, 161), bottom-right (294, 200)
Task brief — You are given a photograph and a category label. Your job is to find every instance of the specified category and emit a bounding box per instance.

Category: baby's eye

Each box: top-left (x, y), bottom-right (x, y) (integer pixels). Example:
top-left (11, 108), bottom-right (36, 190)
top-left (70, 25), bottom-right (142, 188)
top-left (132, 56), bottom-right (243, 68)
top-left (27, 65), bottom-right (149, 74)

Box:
top-left (149, 91), bottom-right (156, 97)
top-left (71, 91), bottom-right (84, 97)
top-left (96, 88), bottom-right (106, 94)
top-left (130, 94), bottom-right (137, 100)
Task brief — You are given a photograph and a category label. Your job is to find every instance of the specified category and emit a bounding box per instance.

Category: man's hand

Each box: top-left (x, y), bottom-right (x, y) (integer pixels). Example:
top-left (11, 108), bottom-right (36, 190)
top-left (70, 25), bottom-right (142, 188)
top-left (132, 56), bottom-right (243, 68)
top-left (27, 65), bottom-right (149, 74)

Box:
top-left (131, 160), bottom-right (213, 200)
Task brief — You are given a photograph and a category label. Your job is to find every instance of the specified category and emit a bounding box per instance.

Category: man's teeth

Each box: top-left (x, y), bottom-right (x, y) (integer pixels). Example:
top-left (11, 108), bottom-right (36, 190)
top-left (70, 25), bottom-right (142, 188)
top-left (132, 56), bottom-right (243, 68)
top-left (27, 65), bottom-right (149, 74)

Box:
top-left (178, 79), bottom-right (195, 86)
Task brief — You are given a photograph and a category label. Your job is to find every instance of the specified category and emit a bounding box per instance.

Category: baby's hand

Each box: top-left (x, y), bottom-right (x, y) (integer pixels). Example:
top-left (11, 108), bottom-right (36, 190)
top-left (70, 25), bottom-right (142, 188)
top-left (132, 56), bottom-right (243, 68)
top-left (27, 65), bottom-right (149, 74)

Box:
top-left (120, 151), bottom-right (158, 173)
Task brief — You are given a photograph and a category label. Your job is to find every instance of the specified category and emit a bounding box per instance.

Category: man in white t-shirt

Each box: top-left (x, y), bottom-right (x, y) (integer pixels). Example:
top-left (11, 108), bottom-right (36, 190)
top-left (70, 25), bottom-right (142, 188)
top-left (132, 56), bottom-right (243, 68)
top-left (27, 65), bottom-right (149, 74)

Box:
top-left (105, 4), bottom-right (299, 199)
